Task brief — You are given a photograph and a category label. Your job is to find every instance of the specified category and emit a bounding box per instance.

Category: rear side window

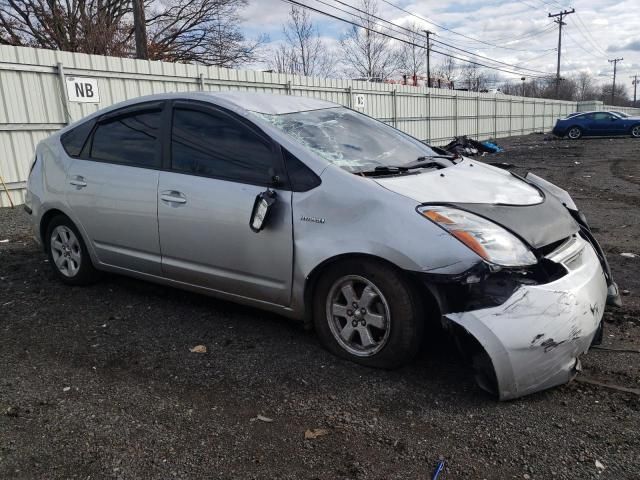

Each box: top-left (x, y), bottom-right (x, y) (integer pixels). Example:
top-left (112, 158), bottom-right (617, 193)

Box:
top-left (592, 112), bottom-right (612, 121)
top-left (90, 110), bottom-right (161, 168)
top-left (61, 120), bottom-right (95, 157)
top-left (171, 108), bottom-right (275, 185)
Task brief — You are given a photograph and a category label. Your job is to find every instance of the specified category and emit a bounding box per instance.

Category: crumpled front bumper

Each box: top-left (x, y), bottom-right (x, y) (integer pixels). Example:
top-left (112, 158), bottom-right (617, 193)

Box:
top-left (446, 236), bottom-right (607, 400)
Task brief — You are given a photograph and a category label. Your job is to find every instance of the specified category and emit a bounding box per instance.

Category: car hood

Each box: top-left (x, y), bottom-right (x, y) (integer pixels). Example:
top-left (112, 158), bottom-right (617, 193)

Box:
top-left (374, 159), bottom-right (543, 205)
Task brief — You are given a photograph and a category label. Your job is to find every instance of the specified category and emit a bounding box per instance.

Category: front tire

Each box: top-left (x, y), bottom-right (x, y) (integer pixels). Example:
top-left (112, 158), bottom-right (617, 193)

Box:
top-left (312, 259), bottom-right (423, 369)
top-left (46, 215), bottom-right (100, 285)
top-left (631, 124), bottom-right (640, 138)
top-left (567, 126), bottom-right (583, 140)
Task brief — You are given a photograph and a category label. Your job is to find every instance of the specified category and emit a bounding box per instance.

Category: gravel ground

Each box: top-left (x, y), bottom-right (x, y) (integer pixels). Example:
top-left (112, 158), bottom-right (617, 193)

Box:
top-left (1, 134), bottom-right (639, 479)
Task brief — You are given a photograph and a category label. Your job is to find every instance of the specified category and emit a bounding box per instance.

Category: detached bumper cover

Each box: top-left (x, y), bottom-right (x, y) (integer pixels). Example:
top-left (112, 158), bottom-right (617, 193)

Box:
top-left (446, 237), bottom-right (607, 400)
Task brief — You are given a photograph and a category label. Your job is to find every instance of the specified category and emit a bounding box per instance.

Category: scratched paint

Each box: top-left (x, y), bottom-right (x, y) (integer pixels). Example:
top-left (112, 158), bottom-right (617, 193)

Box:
top-left (445, 237), bottom-right (608, 400)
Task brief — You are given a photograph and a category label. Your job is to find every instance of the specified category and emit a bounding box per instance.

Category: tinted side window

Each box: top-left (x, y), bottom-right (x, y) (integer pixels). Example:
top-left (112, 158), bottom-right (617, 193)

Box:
top-left (90, 111), bottom-right (161, 167)
top-left (61, 119), bottom-right (95, 157)
top-left (593, 113), bottom-right (611, 121)
top-left (284, 150), bottom-right (321, 192)
top-left (171, 108), bottom-right (274, 185)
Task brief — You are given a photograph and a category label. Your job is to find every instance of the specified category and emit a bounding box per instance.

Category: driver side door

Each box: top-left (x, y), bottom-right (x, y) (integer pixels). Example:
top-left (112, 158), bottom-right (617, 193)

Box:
top-left (157, 101), bottom-right (294, 306)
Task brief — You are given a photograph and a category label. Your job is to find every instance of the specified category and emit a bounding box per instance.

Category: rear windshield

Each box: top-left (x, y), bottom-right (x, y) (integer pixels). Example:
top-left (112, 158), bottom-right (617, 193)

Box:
top-left (254, 107), bottom-right (438, 173)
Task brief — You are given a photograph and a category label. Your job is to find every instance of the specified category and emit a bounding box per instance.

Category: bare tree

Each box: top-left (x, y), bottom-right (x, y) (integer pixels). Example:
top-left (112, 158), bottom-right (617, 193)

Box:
top-left (460, 63), bottom-right (490, 91)
top-left (0, 0), bottom-right (263, 67)
top-left (0, 0), bottom-right (133, 56)
top-left (433, 56), bottom-right (457, 88)
top-left (600, 83), bottom-right (630, 106)
top-left (269, 6), bottom-right (335, 77)
top-left (339, 0), bottom-right (399, 80)
top-left (146, 0), bottom-right (264, 67)
top-left (271, 43), bottom-right (296, 74)
top-left (501, 76), bottom-right (576, 99)
top-left (398, 23), bottom-right (424, 85)
top-left (575, 71), bottom-right (597, 101)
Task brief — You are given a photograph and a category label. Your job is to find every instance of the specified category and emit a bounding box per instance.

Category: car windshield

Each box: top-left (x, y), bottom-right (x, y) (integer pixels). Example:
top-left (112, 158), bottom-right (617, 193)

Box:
top-left (612, 111), bottom-right (629, 118)
top-left (254, 107), bottom-right (440, 173)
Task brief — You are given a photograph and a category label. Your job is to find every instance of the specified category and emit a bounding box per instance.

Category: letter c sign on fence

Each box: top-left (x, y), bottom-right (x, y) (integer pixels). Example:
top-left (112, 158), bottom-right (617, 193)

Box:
top-left (65, 77), bottom-right (100, 103)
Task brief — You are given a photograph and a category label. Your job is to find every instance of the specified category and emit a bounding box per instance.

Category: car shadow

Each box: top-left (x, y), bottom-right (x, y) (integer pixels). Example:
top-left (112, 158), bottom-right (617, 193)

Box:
top-left (92, 271), bottom-right (491, 404)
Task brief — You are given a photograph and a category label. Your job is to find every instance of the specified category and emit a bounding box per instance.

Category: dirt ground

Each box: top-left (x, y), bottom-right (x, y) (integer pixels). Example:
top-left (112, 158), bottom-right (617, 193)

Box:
top-left (1, 134), bottom-right (639, 480)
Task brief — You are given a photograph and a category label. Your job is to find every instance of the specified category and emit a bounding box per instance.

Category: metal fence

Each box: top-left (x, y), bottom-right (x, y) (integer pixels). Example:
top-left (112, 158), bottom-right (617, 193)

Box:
top-left (1, 45), bottom-right (639, 206)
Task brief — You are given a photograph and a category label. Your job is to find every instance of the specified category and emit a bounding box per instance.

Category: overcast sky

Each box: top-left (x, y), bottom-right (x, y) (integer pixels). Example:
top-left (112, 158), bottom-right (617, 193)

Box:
top-left (239, 0), bottom-right (640, 88)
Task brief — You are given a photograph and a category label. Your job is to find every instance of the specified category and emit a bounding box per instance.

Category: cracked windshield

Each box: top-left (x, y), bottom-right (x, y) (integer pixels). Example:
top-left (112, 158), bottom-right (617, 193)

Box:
top-left (255, 107), bottom-right (440, 173)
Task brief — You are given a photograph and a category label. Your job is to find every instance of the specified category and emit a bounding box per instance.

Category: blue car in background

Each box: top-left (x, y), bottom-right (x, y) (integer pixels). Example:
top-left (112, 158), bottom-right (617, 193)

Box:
top-left (552, 111), bottom-right (640, 139)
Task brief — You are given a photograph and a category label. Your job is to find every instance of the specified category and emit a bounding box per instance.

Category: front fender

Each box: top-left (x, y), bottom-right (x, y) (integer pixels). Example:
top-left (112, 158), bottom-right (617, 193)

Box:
top-left (288, 165), bottom-right (482, 318)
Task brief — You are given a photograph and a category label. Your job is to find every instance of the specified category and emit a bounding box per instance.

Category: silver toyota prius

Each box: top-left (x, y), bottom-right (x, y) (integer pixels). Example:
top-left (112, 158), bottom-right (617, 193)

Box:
top-left (25, 92), bottom-right (620, 400)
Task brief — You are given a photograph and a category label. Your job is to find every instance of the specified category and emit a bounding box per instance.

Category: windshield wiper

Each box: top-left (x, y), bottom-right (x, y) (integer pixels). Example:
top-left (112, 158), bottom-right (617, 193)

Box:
top-left (358, 161), bottom-right (444, 176)
top-left (358, 165), bottom-right (409, 176)
top-left (416, 154), bottom-right (458, 163)
top-left (400, 160), bottom-right (445, 170)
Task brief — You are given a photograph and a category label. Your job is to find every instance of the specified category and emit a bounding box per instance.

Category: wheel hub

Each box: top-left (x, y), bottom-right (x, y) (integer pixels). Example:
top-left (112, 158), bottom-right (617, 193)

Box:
top-left (326, 275), bottom-right (391, 357)
top-left (50, 225), bottom-right (81, 278)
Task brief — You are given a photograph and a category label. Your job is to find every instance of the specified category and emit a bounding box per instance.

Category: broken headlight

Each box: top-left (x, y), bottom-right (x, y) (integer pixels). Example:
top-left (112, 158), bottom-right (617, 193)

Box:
top-left (418, 206), bottom-right (537, 267)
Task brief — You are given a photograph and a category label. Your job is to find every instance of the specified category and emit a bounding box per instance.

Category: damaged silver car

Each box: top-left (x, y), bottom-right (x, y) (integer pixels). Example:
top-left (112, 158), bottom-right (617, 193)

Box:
top-left (25, 92), bottom-right (620, 400)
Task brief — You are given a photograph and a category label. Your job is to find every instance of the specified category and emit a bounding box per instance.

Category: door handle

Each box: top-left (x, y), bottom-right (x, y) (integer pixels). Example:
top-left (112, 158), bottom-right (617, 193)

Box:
top-left (69, 176), bottom-right (87, 188)
top-left (160, 190), bottom-right (187, 205)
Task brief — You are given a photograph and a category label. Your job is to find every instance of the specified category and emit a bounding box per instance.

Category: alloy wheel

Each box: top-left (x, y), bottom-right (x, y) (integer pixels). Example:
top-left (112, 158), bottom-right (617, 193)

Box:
top-left (326, 275), bottom-right (391, 357)
top-left (632, 125), bottom-right (640, 138)
top-left (568, 127), bottom-right (581, 139)
top-left (50, 225), bottom-right (82, 277)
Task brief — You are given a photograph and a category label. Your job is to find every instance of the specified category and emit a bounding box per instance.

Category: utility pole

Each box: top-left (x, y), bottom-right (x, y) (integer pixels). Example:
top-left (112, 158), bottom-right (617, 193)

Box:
top-left (548, 9), bottom-right (574, 99)
top-left (422, 30), bottom-right (434, 88)
top-left (132, 0), bottom-right (149, 60)
top-left (631, 74), bottom-right (638, 107)
top-left (608, 58), bottom-right (623, 105)
top-left (521, 77), bottom-right (526, 96)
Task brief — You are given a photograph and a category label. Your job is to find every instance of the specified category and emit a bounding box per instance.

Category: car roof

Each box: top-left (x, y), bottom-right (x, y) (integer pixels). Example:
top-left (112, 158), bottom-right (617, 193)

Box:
top-left (568, 111), bottom-right (617, 118)
top-left (140, 91), bottom-right (339, 115)
top-left (199, 91), bottom-right (339, 114)
top-left (54, 92), bottom-right (341, 138)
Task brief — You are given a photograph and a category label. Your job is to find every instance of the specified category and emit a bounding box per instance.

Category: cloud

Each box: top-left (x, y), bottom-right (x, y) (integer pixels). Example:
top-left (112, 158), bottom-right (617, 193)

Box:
top-left (239, 0), bottom-right (640, 84)
top-left (608, 39), bottom-right (640, 52)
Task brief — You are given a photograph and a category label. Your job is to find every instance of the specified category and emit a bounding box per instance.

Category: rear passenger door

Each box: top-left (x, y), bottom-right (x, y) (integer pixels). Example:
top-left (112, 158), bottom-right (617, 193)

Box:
top-left (157, 101), bottom-right (293, 306)
top-left (65, 102), bottom-right (164, 275)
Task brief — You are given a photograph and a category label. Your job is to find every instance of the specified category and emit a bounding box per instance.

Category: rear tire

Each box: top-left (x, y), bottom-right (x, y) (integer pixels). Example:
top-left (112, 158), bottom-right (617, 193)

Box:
top-left (312, 259), bottom-right (423, 369)
top-left (631, 124), bottom-right (640, 138)
top-left (567, 126), bottom-right (583, 140)
top-left (45, 215), bottom-right (100, 286)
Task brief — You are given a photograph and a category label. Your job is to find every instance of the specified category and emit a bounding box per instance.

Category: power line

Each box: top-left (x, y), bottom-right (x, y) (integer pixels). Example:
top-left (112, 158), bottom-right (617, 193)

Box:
top-left (572, 13), bottom-right (608, 57)
top-left (563, 27), bottom-right (606, 60)
top-left (486, 23), bottom-right (557, 45)
top-left (413, 23), bottom-right (557, 53)
top-left (378, 0), bottom-right (554, 53)
top-left (309, 0), bottom-right (554, 76)
top-left (280, 0), bottom-right (554, 78)
top-left (517, 0), bottom-right (545, 11)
